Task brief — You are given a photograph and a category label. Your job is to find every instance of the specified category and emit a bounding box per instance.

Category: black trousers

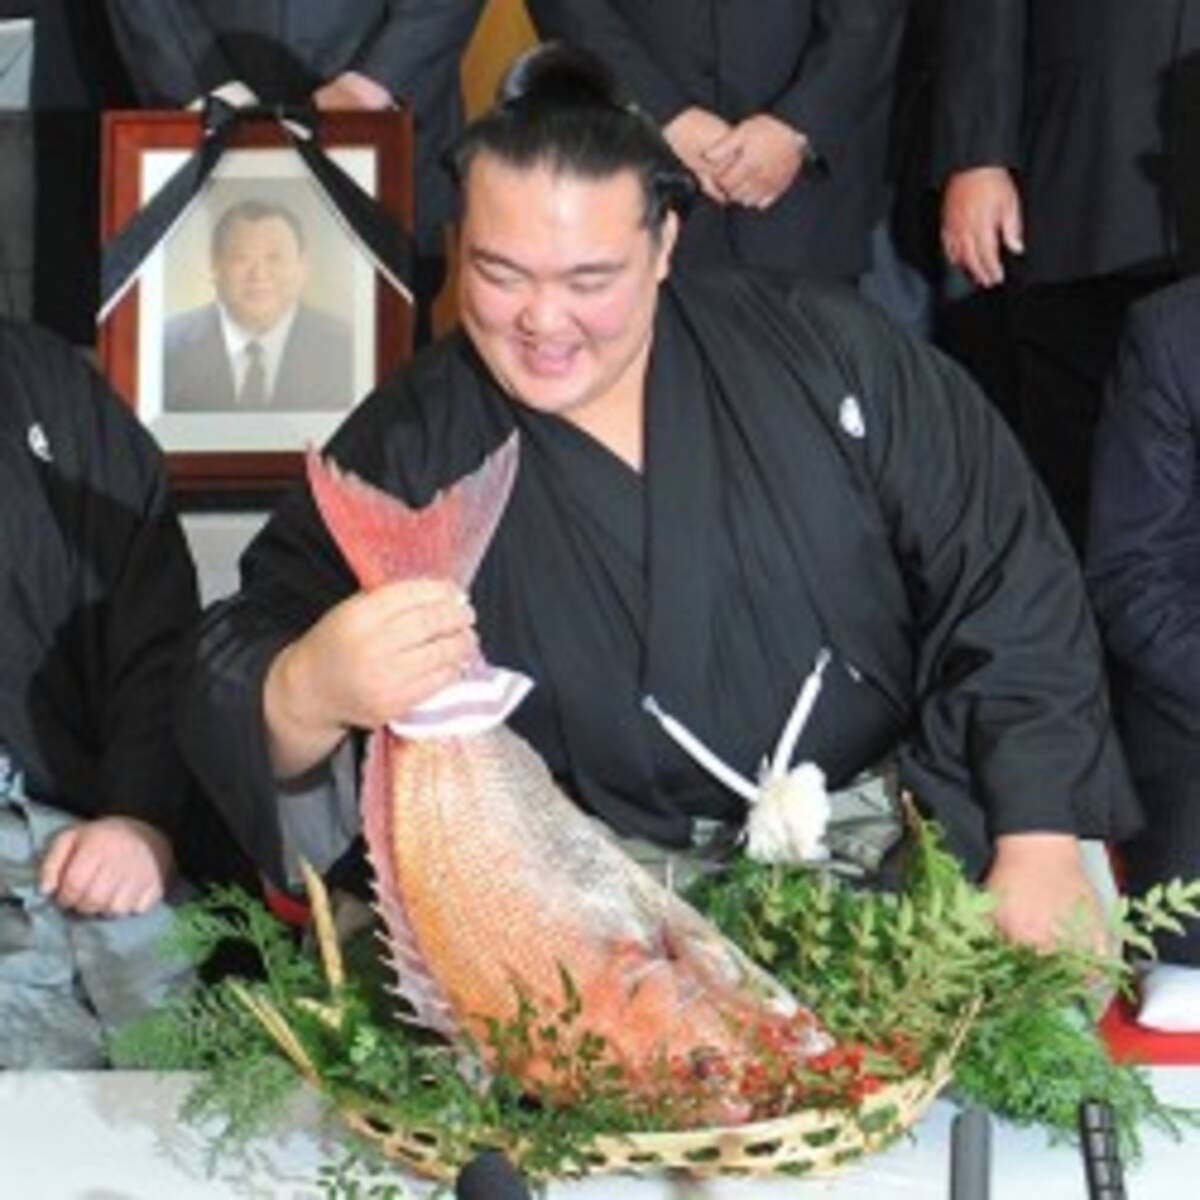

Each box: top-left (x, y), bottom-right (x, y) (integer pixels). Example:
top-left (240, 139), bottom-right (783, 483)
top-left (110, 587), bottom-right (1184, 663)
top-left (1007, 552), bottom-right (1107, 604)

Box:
top-left (1008, 271), bottom-right (1176, 555)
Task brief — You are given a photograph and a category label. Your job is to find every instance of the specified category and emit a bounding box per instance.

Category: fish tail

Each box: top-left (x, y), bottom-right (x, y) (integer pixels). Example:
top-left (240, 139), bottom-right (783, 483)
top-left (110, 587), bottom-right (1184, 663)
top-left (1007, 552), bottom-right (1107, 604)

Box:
top-left (361, 730), bottom-right (460, 1039)
top-left (306, 433), bottom-right (519, 590)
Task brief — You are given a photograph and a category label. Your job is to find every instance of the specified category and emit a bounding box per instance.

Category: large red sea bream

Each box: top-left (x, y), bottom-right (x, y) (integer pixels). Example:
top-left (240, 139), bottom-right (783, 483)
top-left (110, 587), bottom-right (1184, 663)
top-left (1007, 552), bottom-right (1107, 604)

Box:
top-left (306, 435), bottom-right (830, 1122)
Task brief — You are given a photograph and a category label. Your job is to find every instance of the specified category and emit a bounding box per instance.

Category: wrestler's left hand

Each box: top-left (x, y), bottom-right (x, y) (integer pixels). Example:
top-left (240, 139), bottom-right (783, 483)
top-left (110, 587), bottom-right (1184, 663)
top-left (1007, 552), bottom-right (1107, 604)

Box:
top-left (705, 114), bottom-right (805, 210)
top-left (984, 832), bottom-right (1108, 954)
top-left (40, 816), bottom-right (175, 917)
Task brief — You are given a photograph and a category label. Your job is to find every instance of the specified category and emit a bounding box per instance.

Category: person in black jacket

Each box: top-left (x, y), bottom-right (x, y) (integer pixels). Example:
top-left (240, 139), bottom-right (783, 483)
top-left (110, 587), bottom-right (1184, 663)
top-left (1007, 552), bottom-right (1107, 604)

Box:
top-left (0, 319), bottom-right (202, 1065)
top-left (106, 0), bottom-right (486, 345)
top-left (933, 0), bottom-right (1200, 552)
top-left (525, 0), bottom-right (906, 284)
top-left (1088, 277), bottom-right (1200, 965)
top-left (18, 0), bottom-right (134, 344)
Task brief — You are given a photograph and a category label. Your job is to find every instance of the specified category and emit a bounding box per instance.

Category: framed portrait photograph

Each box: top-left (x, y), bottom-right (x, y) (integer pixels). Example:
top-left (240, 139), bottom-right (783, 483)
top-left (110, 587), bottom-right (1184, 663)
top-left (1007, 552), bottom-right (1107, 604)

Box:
top-left (99, 109), bottom-right (413, 494)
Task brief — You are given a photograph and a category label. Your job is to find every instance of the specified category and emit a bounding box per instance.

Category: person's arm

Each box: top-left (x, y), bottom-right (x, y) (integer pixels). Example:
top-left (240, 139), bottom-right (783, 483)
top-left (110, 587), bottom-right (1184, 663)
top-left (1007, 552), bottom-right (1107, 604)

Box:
top-left (526, 0), bottom-right (690, 124)
top-left (698, 0), bottom-right (905, 211)
top-left (313, 0), bottom-right (485, 112)
top-left (175, 376), bottom-right (481, 884)
top-left (1088, 291), bottom-right (1200, 718)
top-left (526, 1), bottom-right (732, 200)
top-left (933, 0), bottom-right (1027, 286)
top-left (106, 0), bottom-right (240, 105)
top-left (808, 291), bottom-right (1128, 950)
top-left (29, 335), bottom-right (198, 914)
top-left (752, 0), bottom-right (907, 180)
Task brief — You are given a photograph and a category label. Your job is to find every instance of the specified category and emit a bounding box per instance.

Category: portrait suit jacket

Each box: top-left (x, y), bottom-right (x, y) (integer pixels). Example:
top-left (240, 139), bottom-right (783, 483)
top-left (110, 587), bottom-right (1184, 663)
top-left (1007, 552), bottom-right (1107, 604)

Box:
top-left (526, 0), bottom-right (907, 281)
top-left (933, 0), bottom-right (1200, 283)
top-left (163, 303), bottom-right (353, 412)
top-left (1087, 276), bottom-right (1200, 960)
top-left (106, 0), bottom-right (485, 250)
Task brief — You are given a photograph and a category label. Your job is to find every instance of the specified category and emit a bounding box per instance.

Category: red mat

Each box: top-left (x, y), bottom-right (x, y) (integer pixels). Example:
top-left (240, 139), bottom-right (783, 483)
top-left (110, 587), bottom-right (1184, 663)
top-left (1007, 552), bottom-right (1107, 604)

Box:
top-left (1100, 995), bottom-right (1200, 1064)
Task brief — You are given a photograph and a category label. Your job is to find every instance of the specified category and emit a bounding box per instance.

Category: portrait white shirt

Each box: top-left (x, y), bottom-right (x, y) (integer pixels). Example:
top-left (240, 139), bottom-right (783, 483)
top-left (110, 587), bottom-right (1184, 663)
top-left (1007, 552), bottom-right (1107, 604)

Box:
top-left (218, 305), bottom-right (298, 403)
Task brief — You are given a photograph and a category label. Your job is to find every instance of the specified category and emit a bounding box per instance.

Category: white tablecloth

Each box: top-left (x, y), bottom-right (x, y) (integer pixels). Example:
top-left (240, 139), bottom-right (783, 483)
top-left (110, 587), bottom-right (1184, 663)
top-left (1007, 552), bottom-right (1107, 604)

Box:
top-left (0, 1069), bottom-right (1197, 1199)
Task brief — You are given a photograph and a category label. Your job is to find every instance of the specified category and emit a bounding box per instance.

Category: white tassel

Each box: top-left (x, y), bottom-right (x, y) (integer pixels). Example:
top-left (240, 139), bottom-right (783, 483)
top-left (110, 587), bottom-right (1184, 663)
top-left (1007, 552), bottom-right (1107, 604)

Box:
top-left (641, 696), bottom-right (760, 803)
top-left (769, 649), bottom-right (831, 780)
top-left (746, 763), bottom-right (831, 864)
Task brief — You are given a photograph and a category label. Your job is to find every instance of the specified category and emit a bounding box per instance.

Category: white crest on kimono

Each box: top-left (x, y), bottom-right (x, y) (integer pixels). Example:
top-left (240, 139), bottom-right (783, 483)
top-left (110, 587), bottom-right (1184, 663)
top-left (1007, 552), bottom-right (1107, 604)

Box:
top-left (839, 395), bottom-right (866, 439)
top-left (27, 423), bottom-right (52, 463)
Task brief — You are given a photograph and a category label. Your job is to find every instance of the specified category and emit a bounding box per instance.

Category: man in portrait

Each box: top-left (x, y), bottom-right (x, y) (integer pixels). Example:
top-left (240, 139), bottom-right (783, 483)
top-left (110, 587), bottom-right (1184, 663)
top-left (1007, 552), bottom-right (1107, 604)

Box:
top-left (163, 198), bottom-right (353, 412)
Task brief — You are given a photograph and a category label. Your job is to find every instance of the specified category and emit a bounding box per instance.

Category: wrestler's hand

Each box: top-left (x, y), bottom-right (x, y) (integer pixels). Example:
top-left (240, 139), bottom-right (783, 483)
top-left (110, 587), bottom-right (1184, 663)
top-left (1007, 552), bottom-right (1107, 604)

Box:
top-left (983, 832), bottom-right (1108, 954)
top-left (40, 816), bottom-right (175, 917)
top-left (264, 578), bottom-right (478, 778)
top-left (312, 70), bottom-right (393, 111)
top-left (941, 166), bottom-right (1024, 288)
top-left (705, 114), bottom-right (805, 210)
top-left (663, 106), bottom-right (734, 203)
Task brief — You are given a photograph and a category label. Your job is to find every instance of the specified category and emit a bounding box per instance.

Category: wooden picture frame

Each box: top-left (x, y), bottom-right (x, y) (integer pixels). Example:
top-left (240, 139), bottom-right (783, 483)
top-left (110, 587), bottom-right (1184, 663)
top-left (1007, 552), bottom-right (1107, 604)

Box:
top-left (99, 109), bottom-right (413, 496)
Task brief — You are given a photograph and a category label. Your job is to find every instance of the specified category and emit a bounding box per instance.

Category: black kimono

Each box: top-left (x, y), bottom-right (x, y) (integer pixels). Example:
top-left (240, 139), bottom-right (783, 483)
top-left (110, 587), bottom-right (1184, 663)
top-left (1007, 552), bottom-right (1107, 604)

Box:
top-left (0, 319), bottom-right (198, 838)
top-left (177, 272), bottom-right (1139, 887)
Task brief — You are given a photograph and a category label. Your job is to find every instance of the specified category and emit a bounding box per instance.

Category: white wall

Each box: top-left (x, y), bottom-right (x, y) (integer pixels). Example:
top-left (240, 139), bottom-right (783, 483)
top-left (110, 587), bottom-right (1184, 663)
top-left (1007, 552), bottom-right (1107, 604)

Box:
top-left (181, 511), bottom-right (268, 606)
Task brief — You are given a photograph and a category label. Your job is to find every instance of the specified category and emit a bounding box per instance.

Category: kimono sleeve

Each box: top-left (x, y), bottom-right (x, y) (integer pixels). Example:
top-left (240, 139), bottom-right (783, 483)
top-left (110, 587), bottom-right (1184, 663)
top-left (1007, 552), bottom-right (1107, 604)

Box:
top-left (831, 297), bottom-right (1137, 857)
top-left (174, 476), bottom-right (362, 887)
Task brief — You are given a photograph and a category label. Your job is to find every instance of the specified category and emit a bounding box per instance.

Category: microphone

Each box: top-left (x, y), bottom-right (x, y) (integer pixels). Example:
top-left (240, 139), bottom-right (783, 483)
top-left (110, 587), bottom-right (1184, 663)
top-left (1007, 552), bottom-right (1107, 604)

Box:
top-left (1079, 1100), bottom-right (1128, 1200)
top-left (454, 1149), bottom-right (533, 1199)
top-left (949, 1105), bottom-right (992, 1200)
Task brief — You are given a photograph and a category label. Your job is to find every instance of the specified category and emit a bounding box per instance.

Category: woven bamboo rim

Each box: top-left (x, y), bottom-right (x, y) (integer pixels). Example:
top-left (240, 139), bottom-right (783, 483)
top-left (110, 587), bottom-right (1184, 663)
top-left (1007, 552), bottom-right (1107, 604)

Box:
top-left (337, 1041), bottom-right (959, 1181)
top-left (239, 862), bottom-right (973, 1181)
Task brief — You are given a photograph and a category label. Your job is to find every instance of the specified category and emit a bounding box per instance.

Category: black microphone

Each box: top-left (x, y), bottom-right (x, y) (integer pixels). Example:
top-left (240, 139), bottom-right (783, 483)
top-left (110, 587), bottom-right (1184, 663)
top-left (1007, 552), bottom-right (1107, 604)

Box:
top-left (1079, 1100), bottom-right (1128, 1200)
top-left (454, 1149), bottom-right (532, 1200)
top-left (949, 1105), bottom-right (992, 1200)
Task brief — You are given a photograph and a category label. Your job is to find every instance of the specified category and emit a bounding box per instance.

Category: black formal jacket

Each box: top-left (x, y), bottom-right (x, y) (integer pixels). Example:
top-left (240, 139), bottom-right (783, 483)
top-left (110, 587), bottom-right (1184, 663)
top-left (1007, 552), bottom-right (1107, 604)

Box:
top-left (163, 303), bottom-right (353, 412)
top-left (933, 0), bottom-right (1200, 283)
top-left (1087, 276), bottom-right (1200, 959)
top-left (0, 319), bottom-right (197, 838)
top-left (526, 0), bottom-right (906, 281)
top-left (176, 270), bottom-right (1138, 889)
top-left (106, 0), bottom-right (484, 248)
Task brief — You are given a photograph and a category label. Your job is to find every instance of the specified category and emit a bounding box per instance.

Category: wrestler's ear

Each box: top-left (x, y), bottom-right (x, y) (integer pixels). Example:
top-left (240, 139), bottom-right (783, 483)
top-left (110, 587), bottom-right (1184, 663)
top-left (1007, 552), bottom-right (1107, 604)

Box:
top-left (655, 210), bottom-right (681, 282)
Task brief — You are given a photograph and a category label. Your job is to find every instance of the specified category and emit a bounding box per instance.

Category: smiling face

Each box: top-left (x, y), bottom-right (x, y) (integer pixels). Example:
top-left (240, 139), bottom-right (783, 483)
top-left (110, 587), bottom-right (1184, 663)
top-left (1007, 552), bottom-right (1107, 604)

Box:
top-left (211, 213), bottom-right (308, 335)
top-left (458, 153), bottom-right (678, 438)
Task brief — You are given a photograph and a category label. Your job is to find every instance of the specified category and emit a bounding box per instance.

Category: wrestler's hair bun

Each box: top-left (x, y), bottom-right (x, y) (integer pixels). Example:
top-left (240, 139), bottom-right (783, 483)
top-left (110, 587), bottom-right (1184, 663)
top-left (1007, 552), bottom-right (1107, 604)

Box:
top-left (497, 41), bottom-right (628, 112)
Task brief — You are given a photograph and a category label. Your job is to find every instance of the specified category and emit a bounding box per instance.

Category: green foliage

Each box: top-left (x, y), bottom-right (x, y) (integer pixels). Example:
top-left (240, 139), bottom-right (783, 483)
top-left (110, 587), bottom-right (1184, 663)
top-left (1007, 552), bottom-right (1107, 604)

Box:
top-left (687, 818), bottom-right (1200, 1158)
top-left (115, 824), bottom-right (1200, 1185)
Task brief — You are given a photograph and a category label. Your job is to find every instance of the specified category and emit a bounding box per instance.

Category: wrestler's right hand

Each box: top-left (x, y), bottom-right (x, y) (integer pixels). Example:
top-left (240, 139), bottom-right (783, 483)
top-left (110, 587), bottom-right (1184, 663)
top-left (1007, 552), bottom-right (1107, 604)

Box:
top-left (263, 578), bottom-right (478, 778)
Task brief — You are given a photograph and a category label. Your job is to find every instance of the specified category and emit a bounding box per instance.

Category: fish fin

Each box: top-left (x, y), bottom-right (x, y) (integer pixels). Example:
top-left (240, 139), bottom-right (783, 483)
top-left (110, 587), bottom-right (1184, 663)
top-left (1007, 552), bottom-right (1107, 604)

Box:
top-left (306, 433), bottom-right (519, 590)
top-left (361, 730), bottom-right (460, 1039)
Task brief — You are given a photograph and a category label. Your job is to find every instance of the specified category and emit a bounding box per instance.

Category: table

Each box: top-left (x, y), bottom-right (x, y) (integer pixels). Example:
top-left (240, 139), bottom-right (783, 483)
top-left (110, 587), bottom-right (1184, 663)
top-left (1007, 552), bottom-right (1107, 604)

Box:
top-left (0, 1069), bottom-right (1196, 1198)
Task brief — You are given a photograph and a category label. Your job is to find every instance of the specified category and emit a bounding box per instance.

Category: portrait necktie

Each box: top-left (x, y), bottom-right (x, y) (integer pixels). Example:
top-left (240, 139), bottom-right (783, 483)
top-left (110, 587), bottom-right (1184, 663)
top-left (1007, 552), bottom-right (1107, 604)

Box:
top-left (239, 340), bottom-right (267, 407)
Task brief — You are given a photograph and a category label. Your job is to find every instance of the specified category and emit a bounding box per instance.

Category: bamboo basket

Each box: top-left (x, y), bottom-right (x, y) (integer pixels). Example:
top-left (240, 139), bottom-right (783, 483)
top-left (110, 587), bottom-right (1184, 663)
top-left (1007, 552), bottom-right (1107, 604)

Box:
top-left (240, 861), bottom-right (971, 1182)
top-left (337, 1044), bottom-right (959, 1180)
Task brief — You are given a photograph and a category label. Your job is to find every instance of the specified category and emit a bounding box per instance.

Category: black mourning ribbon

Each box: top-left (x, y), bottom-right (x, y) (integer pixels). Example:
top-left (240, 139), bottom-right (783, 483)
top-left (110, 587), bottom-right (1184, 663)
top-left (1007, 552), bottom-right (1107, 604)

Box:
top-left (99, 96), bottom-right (414, 319)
